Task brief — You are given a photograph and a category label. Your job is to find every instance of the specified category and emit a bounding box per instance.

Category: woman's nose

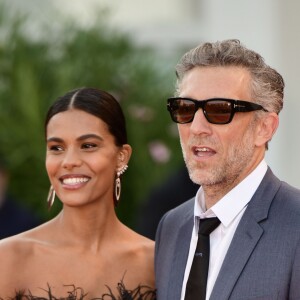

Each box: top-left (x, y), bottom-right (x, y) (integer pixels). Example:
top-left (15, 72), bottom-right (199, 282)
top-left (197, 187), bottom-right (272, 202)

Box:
top-left (62, 149), bottom-right (82, 170)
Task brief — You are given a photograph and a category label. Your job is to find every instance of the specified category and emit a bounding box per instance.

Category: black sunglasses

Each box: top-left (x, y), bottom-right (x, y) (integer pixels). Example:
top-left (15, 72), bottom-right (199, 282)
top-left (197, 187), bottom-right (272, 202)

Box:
top-left (167, 97), bottom-right (268, 124)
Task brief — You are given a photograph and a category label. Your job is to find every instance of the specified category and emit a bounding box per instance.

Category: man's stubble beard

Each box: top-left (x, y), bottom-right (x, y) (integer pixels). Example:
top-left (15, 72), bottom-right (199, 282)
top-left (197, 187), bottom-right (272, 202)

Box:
top-left (180, 121), bottom-right (257, 189)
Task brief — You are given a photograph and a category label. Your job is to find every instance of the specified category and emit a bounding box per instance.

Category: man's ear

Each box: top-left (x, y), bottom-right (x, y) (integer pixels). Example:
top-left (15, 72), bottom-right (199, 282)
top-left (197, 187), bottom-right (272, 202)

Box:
top-left (255, 112), bottom-right (279, 147)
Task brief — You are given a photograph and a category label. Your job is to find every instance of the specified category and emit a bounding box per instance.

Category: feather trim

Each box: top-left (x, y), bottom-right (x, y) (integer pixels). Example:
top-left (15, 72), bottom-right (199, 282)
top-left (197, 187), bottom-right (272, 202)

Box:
top-left (2, 280), bottom-right (156, 300)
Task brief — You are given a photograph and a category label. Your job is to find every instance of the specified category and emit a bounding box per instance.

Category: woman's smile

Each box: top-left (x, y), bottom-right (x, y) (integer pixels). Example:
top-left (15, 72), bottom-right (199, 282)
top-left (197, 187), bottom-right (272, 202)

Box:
top-left (59, 174), bottom-right (91, 189)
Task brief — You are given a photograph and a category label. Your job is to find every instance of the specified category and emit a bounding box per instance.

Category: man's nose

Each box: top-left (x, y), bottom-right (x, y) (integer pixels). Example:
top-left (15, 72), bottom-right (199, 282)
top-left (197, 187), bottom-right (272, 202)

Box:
top-left (189, 109), bottom-right (212, 135)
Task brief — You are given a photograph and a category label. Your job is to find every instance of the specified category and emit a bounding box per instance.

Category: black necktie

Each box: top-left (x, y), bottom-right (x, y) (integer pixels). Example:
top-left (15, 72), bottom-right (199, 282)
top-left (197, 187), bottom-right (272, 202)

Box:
top-left (185, 217), bottom-right (221, 300)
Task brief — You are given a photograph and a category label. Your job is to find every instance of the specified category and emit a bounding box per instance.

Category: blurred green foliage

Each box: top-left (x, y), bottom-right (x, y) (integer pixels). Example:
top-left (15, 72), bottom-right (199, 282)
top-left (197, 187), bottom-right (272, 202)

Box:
top-left (0, 5), bottom-right (183, 226)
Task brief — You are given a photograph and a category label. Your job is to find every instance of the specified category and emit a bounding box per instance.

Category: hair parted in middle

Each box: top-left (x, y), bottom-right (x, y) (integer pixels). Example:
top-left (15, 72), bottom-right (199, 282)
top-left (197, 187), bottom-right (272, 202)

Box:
top-left (45, 87), bottom-right (128, 147)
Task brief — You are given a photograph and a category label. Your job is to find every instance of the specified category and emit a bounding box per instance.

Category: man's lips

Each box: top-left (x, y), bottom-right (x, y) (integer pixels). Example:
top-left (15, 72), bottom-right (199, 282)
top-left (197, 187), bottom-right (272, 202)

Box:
top-left (192, 146), bottom-right (216, 157)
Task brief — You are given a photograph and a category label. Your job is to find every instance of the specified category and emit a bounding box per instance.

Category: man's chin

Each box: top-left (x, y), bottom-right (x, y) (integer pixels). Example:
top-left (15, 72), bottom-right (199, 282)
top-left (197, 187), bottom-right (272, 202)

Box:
top-left (189, 171), bottom-right (206, 185)
top-left (189, 170), bottom-right (221, 186)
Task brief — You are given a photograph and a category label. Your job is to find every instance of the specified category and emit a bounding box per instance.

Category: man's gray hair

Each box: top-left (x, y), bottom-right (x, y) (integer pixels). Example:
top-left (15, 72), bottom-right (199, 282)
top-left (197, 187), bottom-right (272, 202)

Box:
top-left (175, 39), bottom-right (284, 114)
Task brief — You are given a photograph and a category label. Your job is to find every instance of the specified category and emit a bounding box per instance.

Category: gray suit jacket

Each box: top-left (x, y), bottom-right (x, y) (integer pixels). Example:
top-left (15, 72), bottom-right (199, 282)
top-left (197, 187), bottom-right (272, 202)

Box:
top-left (155, 168), bottom-right (300, 299)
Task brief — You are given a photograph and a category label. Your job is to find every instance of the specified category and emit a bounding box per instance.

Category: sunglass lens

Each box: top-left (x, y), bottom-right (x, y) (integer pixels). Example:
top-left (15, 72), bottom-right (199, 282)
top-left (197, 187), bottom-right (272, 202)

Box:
top-left (205, 100), bottom-right (232, 124)
top-left (172, 99), bottom-right (195, 123)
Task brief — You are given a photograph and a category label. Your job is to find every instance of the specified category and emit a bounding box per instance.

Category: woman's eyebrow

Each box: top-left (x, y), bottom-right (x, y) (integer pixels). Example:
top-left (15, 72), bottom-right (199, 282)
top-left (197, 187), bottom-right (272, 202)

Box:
top-left (46, 134), bottom-right (104, 143)
top-left (77, 134), bottom-right (104, 141)
top-left (46, 137), bottom-right (63, 143)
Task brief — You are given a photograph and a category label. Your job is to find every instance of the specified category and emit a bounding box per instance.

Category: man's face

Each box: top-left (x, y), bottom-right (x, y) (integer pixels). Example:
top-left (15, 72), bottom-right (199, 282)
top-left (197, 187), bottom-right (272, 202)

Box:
top-left (178, 66), bottom-right (265, 190)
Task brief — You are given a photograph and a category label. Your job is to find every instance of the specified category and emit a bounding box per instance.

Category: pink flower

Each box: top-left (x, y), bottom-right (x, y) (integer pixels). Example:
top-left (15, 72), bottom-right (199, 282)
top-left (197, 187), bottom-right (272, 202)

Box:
top-left (148, 140), bottom-right (171, 163)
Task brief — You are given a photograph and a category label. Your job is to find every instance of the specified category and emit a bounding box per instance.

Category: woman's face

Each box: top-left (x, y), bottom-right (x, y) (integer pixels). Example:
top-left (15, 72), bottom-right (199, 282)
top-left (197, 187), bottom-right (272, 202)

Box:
top-left (45, 109), bottom-right (131, 208)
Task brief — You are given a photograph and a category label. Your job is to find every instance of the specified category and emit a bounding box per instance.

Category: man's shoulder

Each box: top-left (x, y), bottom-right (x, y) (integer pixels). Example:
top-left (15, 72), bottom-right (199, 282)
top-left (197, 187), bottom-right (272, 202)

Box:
top-left (274, 181), bottom-right (300, 217)
top-left (251, 173), bottom-right (300, 230)
top-left (155, 198), bottom-right (195, 255)
top-left (157, 197), bottom-right (195, 234)
top-left (164, 197), bottom-right (195, 218)
top-left (279, 180), bottom-right (300, 197)
top-left (256, 168), bottom-right (300, 211)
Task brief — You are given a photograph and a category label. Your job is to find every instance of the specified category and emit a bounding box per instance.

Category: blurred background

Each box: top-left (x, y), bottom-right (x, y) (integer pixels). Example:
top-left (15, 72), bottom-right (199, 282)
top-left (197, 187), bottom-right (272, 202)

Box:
top-left (0, 0), bottom-right (299, 240)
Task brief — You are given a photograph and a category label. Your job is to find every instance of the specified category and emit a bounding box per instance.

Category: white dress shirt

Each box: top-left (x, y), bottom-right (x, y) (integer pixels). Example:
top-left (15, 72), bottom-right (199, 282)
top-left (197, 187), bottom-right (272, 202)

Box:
top-left (180, 160), bottom-right (268, 300)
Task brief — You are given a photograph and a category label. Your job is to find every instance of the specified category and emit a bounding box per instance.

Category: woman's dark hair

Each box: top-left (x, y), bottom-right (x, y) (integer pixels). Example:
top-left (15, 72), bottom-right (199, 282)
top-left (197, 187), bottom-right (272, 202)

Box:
top-left (45, 87), bottom-right (128, 146)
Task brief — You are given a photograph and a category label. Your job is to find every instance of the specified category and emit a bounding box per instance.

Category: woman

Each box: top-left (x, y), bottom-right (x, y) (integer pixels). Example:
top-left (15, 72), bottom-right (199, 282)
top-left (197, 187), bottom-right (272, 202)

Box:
top-left (0, 88), bottom-right (155, 299)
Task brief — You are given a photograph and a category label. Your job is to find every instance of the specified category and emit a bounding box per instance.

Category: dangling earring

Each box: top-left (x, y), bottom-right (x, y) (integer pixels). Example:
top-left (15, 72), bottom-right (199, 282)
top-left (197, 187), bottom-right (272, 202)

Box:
top-left (47, 185), bottom-right (55, 210)
top-left (114, 165), bottom-right (128, 203)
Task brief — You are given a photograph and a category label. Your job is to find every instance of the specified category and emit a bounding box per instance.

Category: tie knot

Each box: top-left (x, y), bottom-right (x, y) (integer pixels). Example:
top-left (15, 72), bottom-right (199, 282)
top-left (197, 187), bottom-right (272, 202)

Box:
top-left (198, 217), bottom-right (220, 236)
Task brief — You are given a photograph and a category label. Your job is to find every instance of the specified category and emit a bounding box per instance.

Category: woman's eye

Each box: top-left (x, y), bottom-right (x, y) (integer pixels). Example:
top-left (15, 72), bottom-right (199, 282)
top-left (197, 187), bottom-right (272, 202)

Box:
top-left (48, 145), bottom-right (63, 152)
top-left (82, 143), bottom-right (97, 149)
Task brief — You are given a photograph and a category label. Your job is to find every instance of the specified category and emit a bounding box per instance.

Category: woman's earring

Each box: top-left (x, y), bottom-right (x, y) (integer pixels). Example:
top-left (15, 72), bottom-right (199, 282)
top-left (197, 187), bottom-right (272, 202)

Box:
top-left (47, 185), bottom-right (55, 210)
top-left (114, 165), bottom-right (128, 203)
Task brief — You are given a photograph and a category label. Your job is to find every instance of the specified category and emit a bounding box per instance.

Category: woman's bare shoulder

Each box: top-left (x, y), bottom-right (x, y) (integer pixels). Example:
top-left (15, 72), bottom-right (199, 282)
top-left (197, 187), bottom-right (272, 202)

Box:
top-left (0, 232), bottom-right (36, 261)
top-left (0, 222), bottom-right (52, 261)
top-left (121, 229), bottom-right (155, 288)
top-left (122, 224), bottom-right (155, 251)
top-left (136, 233), bottom-right (155, 257)
top-left (0, 224), bottom-right (54, 292)
top-left (0, 233), bottom-right (36, 290)
top-left (121, 225), bottom-right (155, 264)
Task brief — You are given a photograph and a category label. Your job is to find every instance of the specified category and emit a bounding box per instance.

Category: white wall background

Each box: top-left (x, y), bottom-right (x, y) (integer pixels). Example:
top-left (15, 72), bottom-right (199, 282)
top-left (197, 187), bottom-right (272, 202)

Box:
top-left (5, 0), bottom-right (300, 188)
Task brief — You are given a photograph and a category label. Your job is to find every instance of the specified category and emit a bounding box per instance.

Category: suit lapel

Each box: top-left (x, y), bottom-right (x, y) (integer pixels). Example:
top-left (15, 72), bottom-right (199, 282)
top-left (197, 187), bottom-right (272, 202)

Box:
top-left (209, 215), bottom-right (263, 299)
top-left (210, 168), bottom-right (281, 300)
top-left (168, 209), bottom-right (194, 299)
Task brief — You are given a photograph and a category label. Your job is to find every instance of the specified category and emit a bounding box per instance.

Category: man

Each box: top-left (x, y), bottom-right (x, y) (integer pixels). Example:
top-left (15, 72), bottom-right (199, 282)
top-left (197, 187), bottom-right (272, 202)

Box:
top-left (155, 39), bottom-right (300, 299)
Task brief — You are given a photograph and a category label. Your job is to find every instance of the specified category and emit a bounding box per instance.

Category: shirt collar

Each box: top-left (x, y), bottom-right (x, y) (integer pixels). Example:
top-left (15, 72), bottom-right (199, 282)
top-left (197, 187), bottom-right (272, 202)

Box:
top-left (194, 160), bottom-right (268, 227)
